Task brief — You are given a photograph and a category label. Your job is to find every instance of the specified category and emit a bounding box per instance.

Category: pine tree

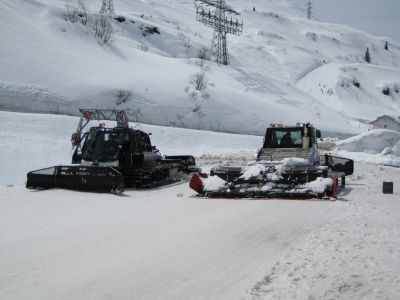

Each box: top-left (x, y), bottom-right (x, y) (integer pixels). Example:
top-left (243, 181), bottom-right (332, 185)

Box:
top-left (365, 47), bottom-right (371, 63)
top-left (384, 41), bottom-right (389, 51)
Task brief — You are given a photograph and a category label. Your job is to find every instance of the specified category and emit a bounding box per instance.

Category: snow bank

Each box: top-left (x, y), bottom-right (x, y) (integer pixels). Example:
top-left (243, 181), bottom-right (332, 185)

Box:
top-left (336, 129), bottom-right (400, 153)
top-left (334, 129), bottom-right (400, 167)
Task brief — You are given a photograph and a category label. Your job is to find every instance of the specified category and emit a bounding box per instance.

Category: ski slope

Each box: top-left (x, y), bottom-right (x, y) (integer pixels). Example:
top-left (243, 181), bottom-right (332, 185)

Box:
top-left (1, 111), bottom-right (400, 299)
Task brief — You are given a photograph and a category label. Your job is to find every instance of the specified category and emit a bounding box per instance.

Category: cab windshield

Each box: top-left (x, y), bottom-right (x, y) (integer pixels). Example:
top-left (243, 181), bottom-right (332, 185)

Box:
top-left (264, 128), bottom-right (304, 148)
top-left (82, 129), bottom-right (121, 162)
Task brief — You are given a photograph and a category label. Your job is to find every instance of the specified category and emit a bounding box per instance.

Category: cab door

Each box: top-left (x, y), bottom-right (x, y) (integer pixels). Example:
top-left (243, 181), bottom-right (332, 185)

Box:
top-left (71, 132), bottom-right (89, 164)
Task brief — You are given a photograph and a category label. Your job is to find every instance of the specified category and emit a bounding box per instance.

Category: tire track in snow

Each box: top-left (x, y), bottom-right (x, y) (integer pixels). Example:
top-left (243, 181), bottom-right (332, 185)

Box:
top-left (246, 163), bottom-right (400, 300)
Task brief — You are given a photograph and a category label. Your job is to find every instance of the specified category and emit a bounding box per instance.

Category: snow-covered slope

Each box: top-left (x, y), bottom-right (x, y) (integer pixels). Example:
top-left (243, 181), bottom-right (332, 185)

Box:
top-left (1, 0), bottom-right (400, 135)
top-left (297, 63), bottom-right (400, 121)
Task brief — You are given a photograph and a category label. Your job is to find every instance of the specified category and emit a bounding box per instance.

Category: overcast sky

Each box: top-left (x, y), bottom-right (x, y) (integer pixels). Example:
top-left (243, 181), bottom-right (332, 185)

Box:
top-left (291, 0), bottom-right (400, 42)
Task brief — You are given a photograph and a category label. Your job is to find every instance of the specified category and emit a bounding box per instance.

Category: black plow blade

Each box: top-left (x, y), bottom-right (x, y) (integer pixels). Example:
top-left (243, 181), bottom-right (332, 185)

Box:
top-left (26, 165), bottom-right (124, 193)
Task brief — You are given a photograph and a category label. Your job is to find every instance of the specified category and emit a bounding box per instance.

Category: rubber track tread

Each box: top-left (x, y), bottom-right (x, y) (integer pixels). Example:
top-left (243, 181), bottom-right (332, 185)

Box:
top-left (124, 162), bottom-right (179, 188)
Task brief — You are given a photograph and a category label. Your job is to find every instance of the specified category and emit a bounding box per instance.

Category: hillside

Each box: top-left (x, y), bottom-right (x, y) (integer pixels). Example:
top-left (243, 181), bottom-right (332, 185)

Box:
top-left (1, 0), bottom-right (400, 135)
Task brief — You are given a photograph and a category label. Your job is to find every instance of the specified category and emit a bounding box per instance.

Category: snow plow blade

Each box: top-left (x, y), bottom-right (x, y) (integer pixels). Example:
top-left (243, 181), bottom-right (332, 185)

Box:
top-left (321, 154), bottom-right (354, 175)
top-left (26, 165), bottom-right (124, 193)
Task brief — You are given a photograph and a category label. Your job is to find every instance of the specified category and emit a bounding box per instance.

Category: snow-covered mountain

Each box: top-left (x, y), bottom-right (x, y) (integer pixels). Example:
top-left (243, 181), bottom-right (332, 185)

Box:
top-left (1, 0), bottom-right (399, 135)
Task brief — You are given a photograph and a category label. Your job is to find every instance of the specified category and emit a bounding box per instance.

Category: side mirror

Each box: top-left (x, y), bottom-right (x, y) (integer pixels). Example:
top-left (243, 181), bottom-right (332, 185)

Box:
top-left (71, 133), bottom-right (80, 147)
top-left (316, 130), bottom-right (321, 138)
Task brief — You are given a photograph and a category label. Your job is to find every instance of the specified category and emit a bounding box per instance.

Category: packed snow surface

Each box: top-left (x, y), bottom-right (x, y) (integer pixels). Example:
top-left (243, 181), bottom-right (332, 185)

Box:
top-left (247, 163), bottom-right (400, 300)
top-left (1, 112), bottom-right (400, 299)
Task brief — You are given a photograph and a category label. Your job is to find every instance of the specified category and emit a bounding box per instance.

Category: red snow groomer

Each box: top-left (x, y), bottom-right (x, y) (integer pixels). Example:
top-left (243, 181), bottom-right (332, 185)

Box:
top-left (26, 109), bottom-right (200, 193)
top-left (190, 122), bottom-right (353, 200)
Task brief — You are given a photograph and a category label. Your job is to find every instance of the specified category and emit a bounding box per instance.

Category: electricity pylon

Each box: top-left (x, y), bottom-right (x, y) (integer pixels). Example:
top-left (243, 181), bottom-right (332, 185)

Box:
top-left (195, 0), bottom-right (243, 65)
top-left (307, 0), bottom-right (312, 19)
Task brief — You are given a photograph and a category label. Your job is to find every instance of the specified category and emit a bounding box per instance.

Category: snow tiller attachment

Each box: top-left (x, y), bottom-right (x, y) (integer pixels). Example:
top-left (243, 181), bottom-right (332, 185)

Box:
top-left (26, 109), bottom-right (200, 193)
top-left (190, 123), bottom-right (353, 200)
top-left (26, 165), bottom-right (124, 193)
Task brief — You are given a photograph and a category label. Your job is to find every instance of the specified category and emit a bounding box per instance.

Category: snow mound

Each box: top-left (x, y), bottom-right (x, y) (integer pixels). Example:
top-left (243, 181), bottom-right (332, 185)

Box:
top-left (299, 177), bottom-right (333, 194)
top-left (241, 164), bottom-right (268, 180)
top-left (202, 175), bottom-right (226, 191)
top-left (335, 129), bottom-right (400, 167)
top-left (282, 157), bottom-right (309, 167)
